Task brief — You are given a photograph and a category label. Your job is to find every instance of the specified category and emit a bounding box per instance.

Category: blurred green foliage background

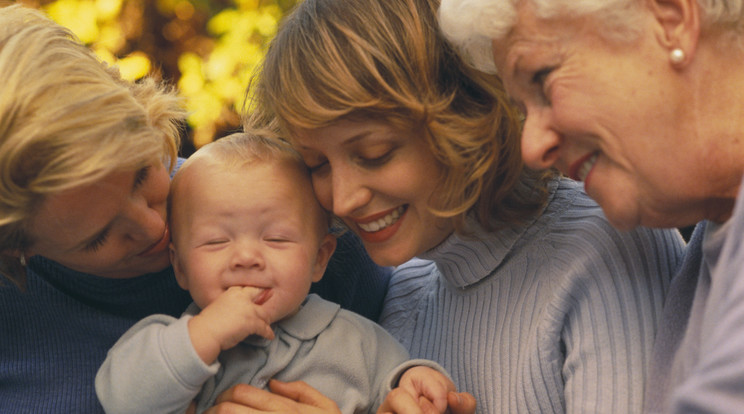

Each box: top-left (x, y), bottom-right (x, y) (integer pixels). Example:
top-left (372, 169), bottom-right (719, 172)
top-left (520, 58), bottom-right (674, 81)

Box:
top-left (17, 0), bottom-right (298, 154)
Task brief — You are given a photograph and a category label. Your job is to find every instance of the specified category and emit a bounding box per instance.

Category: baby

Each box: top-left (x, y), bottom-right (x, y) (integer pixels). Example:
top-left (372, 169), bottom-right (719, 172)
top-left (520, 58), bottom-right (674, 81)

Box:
top-left (95, 132), bottom-right (454, 414)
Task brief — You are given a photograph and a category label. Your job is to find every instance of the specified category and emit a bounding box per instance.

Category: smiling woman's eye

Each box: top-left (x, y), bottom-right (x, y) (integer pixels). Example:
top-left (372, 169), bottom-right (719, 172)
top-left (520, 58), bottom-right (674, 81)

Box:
top-left (307, 160), bottom-right (329, 174)
top-left (357, 144), bottom-right (397, 168)
top-left (360, 152), bottom-right (392, 167)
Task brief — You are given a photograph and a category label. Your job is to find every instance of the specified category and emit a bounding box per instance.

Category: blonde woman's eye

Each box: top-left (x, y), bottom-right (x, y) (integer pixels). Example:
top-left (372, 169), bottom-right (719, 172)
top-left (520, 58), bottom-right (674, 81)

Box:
top-left (133, 165), bottom-right (151, 189)
top-left (84, 231), bottom-right (109, 252)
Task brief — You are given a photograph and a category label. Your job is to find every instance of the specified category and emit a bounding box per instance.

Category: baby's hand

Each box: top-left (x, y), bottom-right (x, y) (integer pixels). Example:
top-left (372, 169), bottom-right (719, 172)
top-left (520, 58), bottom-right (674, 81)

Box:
top-left (188, 286), bottom-right (274, 364)
top-left (397, 366), bottom-right (455, 413)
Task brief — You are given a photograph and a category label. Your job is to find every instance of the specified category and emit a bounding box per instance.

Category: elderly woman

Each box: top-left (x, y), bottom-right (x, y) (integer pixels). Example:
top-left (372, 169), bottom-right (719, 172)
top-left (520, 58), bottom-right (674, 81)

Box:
top-left (0, 5), bottom-right (389, 413)
top-left (440, 0), bottom-right (744, 412)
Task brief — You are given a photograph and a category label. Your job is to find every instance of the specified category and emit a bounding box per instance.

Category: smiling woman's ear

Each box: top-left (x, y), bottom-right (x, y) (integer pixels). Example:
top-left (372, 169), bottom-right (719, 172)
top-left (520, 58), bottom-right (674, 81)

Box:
top-left (650, 0), bottom-right (700, 66)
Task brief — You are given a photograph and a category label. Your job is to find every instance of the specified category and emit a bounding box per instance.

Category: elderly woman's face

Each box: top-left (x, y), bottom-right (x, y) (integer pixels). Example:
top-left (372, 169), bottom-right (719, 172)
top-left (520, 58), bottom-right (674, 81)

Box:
top-left (26, 162), bottom-right (172, 278)
top-left (491, 5), bottom-right (706, 229)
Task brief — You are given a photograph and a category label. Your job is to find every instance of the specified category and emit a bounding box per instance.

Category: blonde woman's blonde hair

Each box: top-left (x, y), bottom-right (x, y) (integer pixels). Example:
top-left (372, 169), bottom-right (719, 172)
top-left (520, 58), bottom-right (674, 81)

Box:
top-left (0, 4), bottom-right (186, 287)
top-left (247, 0), bottom-right (551, 236)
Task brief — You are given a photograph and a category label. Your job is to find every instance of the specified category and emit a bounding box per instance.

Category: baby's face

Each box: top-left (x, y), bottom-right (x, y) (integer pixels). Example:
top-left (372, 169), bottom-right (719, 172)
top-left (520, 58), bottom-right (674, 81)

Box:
top-left (170, 160), bottom-right (333, 323)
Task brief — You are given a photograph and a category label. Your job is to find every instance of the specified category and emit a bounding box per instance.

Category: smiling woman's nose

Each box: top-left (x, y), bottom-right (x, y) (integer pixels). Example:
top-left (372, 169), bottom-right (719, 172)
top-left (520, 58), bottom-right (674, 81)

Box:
top-left (331, 170), bottom-right (372, 217)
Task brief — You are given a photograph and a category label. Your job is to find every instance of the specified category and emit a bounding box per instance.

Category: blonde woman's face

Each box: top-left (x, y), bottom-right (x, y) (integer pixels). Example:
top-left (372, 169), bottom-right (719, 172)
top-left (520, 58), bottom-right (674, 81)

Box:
top-left (293, 120), bottom-right (454, 266)
top-left (27, 162), bottom-right (172, 278)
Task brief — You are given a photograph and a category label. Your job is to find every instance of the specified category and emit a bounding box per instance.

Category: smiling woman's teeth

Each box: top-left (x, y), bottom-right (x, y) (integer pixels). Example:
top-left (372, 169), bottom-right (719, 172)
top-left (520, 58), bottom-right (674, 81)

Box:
top-left (358, 206), bottom-right (405, 232)
top-left (578, 153), bottom-right (598, 181)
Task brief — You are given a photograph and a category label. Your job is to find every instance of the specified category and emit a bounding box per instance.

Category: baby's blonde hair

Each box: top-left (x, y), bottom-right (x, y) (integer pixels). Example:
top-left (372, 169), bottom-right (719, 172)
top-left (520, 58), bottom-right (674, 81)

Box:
top-left (168, 132), bottom-right (332, 242)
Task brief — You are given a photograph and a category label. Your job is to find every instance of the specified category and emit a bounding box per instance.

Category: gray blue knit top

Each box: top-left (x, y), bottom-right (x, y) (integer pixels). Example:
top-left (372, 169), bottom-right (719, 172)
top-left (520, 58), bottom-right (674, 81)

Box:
top-left (381, 178), bottom-right (686, 413)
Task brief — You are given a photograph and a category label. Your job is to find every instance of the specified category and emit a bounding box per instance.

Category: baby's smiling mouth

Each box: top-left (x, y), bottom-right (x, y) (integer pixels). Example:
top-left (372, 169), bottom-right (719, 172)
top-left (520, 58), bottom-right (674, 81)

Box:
top-left (253, 288), bottom-right (272, 305)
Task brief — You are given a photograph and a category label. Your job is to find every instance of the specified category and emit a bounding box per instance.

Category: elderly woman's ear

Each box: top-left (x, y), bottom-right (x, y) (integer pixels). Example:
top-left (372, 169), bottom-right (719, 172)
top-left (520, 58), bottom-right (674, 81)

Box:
top-left (650, 0), bottom-right (699, 67)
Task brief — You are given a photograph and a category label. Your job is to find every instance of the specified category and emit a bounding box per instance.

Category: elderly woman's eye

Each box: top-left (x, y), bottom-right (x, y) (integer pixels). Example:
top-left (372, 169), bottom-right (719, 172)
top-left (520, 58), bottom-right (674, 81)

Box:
top-left (532, 67), bottom-right (552, 86)
top-left (531, 67), bottom-right (555, 105)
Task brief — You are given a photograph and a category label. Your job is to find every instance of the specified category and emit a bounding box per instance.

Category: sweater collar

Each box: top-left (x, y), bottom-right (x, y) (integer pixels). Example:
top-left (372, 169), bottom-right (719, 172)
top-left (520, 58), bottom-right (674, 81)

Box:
top-left (417, 215), bottom-right (528, 288)
top-left (27, 256), bottom-right (191, 319)
top-left (418, 180), bottom-right (558, 289)
top-left (241, 294), bottom-right (340, 347)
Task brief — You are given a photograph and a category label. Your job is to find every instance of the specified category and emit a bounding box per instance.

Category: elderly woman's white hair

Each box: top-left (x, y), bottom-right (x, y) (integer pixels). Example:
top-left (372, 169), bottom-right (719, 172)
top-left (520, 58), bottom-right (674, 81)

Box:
top-left (439, 0), bottom-right (744, 73)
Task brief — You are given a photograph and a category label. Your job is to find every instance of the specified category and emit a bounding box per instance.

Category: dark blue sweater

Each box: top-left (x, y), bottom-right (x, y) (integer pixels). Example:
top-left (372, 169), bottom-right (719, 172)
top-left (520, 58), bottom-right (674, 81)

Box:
top-left (0, 231), bottom-right (389, 413)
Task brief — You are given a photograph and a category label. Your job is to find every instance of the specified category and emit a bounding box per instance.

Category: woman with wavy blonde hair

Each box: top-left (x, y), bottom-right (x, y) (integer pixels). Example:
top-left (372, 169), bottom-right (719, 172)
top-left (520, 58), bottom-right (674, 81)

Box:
top-left (241, 0), bottom-right (686, 412)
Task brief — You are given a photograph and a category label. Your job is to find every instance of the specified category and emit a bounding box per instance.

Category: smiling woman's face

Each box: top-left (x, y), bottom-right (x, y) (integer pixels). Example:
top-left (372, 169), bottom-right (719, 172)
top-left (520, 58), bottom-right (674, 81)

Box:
top-left (491, 4), bottom-right (725, 229)
top-left (293, 119), bottom-right (454, 266)
top-left (26, 162), bottom-right (172, 279)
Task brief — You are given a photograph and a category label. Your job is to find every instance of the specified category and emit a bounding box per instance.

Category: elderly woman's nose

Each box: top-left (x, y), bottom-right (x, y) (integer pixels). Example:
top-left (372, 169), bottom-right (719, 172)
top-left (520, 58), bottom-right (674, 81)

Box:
top-left (520, 110), bottom-right (562, 171)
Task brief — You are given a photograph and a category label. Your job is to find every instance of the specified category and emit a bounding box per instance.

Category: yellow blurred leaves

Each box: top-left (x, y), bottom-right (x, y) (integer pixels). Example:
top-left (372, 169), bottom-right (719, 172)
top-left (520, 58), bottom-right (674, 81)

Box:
top-left (41, 0), bottom-right (292, 149)
top-left (45, 0), bottom-right (102, 43)
top-left (178, 3), bottom-right (281, 147)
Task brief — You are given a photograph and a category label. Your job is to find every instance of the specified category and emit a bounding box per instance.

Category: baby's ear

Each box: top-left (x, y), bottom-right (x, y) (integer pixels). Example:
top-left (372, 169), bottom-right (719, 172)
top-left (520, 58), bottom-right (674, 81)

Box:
top-left (170, 243), bottom-right (189, 290)
top-left (311, 234), bottom-right (337, 283)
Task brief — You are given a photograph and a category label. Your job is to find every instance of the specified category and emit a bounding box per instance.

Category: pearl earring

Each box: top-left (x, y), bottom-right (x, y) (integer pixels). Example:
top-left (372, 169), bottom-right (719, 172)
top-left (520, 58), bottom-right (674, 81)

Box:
top-left (670, 48), bottom-right (685, 65)
top-left (19, 253), bottom-right (26, 267)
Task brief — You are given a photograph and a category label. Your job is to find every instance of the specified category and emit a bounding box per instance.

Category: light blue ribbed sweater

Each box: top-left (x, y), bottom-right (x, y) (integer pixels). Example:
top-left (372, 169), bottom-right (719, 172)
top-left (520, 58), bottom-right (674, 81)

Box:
top-left (380, 178), bottom-right (686, 413)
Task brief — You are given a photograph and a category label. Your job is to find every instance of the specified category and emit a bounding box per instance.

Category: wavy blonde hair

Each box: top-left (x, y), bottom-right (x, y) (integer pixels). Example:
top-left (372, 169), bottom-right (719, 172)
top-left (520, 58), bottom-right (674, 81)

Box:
top-left (0, 5), bottom-right (185, 287)
top-left (247, 0), bottom-right (551, 237)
